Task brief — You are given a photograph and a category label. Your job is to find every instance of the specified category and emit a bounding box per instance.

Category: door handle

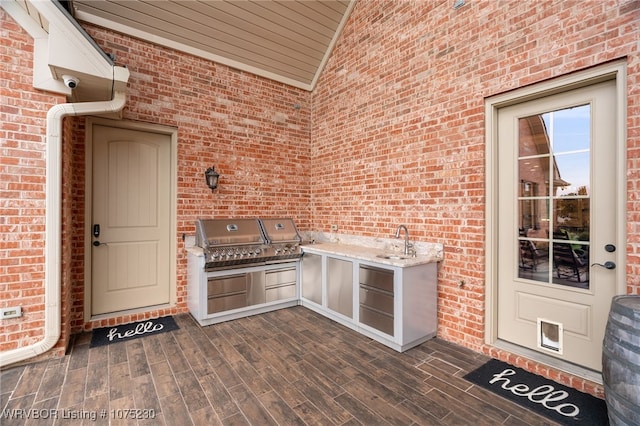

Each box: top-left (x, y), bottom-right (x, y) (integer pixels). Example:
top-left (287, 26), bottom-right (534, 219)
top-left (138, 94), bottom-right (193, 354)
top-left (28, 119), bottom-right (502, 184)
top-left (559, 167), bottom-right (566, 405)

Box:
top-left (591, 261), bottom-right (616, 270)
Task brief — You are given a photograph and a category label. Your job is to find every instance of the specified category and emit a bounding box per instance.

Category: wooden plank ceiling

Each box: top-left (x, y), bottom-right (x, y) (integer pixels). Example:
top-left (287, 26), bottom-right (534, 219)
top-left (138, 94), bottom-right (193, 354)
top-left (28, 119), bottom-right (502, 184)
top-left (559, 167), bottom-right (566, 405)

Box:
top-left (71, 0), bottom-right (355, 90)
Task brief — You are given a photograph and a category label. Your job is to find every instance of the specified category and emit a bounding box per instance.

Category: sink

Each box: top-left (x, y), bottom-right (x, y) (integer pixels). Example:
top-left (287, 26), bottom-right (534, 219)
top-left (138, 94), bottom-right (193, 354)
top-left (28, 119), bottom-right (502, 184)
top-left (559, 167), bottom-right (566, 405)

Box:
top-left (376, 254), bottom-right (413, 260)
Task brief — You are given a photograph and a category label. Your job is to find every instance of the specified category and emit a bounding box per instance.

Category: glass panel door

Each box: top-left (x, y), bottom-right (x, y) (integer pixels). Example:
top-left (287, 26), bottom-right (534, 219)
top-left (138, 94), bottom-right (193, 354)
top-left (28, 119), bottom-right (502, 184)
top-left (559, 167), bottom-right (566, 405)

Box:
top-left (496, 77), bottom-right (618, 372)
top-left (517, 105), bottom-right (591, 289)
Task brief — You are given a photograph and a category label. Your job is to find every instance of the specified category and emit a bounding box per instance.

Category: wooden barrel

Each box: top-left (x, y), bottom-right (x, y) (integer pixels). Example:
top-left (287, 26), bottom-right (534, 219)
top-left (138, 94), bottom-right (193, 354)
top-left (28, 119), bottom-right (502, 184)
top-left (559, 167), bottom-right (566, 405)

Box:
top-left (602, 295), bottom-right (640, 426)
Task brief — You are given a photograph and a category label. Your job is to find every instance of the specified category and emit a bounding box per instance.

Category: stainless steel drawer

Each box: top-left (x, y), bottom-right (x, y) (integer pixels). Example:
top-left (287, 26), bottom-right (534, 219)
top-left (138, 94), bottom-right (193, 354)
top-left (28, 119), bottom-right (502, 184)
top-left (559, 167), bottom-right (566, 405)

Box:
top-left (265, 267), bottom-right (297, 287)
top-left (359, 287), bottom-right (393, 315)
top-left (207, 293), bottom-right (246, 314)
top-left (207, 275), bottom-right (247, 296)
top-left (360, 305), bottom-right (394, 336)
top-left (266, 284), bottom-right (296, 302)
top-left (359, 266), bottom-right (393, 293)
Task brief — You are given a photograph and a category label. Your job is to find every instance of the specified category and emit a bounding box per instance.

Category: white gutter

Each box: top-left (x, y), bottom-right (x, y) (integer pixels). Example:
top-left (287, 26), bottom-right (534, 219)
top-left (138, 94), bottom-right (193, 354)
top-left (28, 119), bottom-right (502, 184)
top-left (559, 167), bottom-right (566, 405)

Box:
top-left (0, 91), bottom-right (127, 368)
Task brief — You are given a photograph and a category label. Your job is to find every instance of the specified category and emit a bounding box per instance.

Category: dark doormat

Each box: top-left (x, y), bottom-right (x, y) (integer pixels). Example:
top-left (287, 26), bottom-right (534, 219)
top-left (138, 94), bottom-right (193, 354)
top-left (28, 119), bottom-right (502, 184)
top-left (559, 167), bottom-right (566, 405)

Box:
top-left (463, 359), bottom-right (608, 425)
top-left (89, 316), bottom-right (179, 348)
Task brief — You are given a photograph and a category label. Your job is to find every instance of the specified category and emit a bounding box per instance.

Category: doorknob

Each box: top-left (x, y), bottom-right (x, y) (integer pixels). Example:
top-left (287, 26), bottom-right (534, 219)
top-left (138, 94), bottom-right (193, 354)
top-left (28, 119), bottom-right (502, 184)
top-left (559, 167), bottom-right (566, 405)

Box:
top-left (591, 261), bottom-right (616, 270)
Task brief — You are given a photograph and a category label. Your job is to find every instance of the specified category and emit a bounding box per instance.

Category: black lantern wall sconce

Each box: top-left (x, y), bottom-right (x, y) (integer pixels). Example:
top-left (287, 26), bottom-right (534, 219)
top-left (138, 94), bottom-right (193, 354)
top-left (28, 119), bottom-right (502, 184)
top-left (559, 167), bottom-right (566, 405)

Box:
top-left (205, 167), bottom-right (220, 192)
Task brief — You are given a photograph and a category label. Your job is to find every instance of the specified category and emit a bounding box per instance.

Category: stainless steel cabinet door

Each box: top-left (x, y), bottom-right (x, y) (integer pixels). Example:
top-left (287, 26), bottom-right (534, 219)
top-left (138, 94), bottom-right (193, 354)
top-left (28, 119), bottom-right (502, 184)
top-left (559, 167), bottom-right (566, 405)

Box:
top-left (327, 257), bottom-right (353, 318)
top-left (302, 253), bottom-right (322, 304)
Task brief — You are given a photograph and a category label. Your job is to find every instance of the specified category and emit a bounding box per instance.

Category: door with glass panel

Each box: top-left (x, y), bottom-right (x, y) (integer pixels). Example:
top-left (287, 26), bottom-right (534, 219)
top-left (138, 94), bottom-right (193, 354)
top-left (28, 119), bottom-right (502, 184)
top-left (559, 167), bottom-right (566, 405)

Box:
top-left (497, 80), bottom-right (617, 372)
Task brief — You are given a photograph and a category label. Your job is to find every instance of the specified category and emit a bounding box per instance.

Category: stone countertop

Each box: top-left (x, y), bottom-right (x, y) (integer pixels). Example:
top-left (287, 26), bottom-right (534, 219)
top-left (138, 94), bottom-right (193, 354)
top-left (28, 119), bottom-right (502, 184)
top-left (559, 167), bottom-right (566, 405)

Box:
top-left (186, 246), bottom-right (204, 257)
top-left (301, 242), bottom-right (442, 268)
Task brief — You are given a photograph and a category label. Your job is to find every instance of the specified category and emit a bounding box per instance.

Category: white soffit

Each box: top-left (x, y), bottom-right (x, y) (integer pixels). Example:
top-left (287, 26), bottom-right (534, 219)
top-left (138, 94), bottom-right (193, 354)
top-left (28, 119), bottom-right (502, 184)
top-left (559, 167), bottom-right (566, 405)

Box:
top-left (72, 0), bottom-right (355, 91)
top-left (2, 0), bottom-right (129, 101)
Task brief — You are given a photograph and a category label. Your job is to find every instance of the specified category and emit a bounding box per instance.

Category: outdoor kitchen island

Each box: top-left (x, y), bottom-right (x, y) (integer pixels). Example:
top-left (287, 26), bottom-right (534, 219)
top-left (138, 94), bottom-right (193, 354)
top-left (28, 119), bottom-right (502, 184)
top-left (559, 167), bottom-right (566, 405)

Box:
top-left (300, 240), bottom-right (443, 352)
top-left (187, 218), bottom-right (303, 327)
top-left (186, 221), bottom-right (443, 352)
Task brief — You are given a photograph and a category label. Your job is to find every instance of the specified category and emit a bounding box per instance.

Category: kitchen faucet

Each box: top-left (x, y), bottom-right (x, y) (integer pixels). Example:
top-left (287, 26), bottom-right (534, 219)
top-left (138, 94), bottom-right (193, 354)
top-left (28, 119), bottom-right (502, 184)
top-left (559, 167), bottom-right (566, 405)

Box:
top-left (395, 225), bottom-right (414, 256)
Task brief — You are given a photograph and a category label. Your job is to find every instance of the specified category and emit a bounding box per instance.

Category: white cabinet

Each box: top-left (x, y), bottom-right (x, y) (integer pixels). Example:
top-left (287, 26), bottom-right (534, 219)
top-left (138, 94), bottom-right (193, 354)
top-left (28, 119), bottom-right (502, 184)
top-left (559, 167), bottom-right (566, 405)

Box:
top-left (300, 247), bottom-right (438, 352)
top-left (302, 254), bottom-right (356, 328)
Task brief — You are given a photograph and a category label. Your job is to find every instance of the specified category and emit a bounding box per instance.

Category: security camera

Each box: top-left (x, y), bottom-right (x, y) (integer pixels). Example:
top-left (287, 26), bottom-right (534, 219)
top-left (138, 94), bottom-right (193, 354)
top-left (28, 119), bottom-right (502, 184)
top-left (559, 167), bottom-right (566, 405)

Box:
top-left (62, 75), bottom-right (79, 89)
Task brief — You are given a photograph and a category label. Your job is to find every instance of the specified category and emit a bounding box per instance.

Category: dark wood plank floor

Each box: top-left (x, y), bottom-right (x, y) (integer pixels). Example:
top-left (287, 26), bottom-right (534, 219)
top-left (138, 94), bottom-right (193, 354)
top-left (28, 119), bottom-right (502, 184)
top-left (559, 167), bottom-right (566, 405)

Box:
top-left (1, 307), bottom-right (559, 425)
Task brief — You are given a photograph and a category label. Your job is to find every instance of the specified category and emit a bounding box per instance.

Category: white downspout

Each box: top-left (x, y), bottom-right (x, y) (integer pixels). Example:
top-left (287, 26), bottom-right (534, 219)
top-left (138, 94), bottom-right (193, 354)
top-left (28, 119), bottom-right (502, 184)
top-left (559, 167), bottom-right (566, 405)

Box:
top-left (0, 91), bottom-right (127, 368)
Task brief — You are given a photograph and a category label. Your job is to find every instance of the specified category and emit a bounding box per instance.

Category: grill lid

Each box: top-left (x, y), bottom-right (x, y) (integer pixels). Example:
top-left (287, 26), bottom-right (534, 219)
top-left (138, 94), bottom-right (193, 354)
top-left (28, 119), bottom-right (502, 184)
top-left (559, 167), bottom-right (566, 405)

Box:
top-left (195, 218), bottom-right (266, 248)
top-left (259, 218), bottom-right (301, 244)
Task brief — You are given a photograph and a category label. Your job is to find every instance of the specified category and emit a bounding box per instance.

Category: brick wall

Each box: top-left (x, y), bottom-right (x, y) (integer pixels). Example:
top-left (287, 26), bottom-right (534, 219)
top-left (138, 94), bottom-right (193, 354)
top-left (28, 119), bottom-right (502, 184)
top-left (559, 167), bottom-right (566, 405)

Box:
top-left (311, 0), bottom-right (638, 396)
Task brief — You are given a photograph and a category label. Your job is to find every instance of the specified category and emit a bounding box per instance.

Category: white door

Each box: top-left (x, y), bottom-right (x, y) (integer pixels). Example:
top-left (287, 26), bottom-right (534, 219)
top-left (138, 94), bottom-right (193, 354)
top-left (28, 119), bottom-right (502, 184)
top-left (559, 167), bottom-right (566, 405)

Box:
top-left (497, 80), bottom-right (618, 372)
top-left (91, 125), bottom-right (171, 315)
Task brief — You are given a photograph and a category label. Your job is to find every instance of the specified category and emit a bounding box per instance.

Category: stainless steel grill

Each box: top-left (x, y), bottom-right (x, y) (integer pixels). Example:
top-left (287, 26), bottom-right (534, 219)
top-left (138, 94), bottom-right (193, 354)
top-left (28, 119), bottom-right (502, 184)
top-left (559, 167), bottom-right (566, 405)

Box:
top-left (195, 218), bottom-right (302, 271)
top-left (190, 218), bottom-right (302, 322)
top-left (259, 218), bottom-right (303, 260)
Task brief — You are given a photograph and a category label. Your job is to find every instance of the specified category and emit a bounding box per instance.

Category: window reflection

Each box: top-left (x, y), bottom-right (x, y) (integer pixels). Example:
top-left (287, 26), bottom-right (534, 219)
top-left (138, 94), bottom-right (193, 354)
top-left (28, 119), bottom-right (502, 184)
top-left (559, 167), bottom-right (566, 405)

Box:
top-left (517, 104), bottom-right (590, 289)
top-left (554, 198), bottom-right (590, 236)
top-left (554, 152), bottom-right (590, 197)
